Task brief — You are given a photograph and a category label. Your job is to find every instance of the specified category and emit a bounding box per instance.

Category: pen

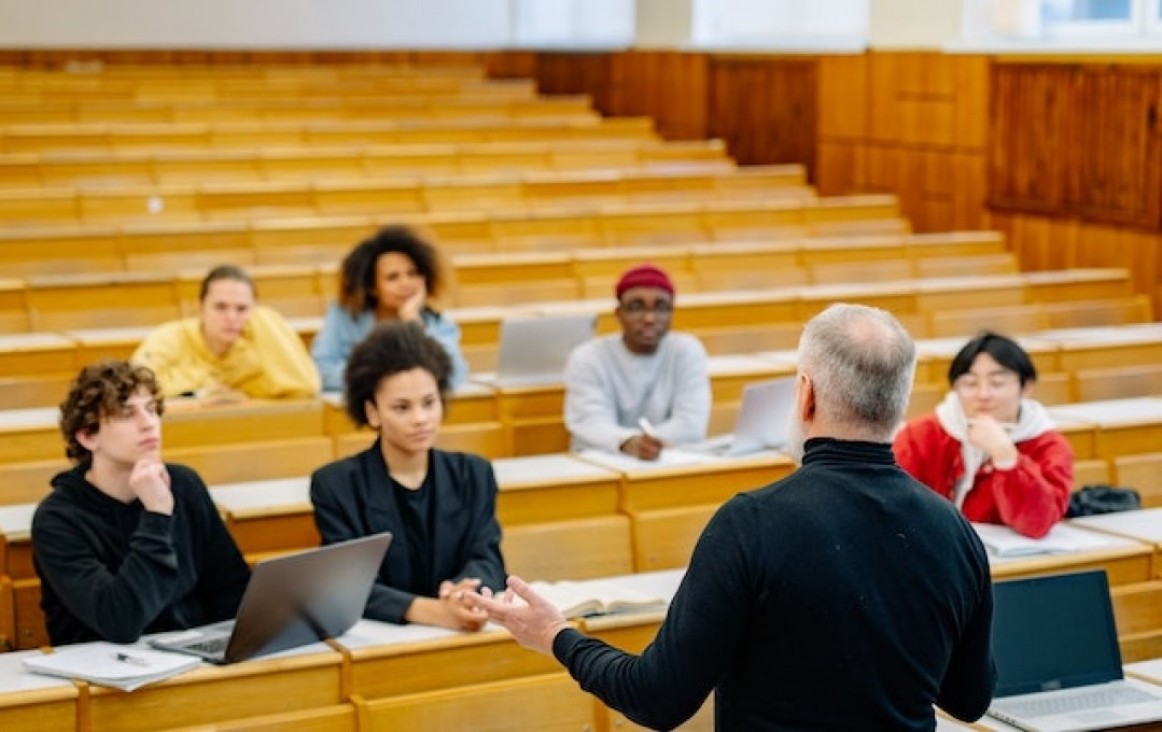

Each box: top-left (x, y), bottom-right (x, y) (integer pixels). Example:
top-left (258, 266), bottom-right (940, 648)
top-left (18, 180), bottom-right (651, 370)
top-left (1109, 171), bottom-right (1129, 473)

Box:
top-left (115, 652), bottom-right (150, 668)
top-left (638, 417), bottom-right (658, 438)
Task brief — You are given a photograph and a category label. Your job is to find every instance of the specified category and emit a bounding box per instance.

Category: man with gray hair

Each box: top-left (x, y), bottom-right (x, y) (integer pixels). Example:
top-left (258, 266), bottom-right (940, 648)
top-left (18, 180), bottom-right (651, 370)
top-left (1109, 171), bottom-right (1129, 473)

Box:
top-left (470, 303), bottom-right (995, 730)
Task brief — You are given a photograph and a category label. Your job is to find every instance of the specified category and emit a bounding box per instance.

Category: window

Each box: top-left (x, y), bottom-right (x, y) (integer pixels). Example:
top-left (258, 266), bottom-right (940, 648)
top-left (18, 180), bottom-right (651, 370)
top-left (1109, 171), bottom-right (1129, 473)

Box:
top-left (1041, 0), bottom-right (1140, 37)
top-left (961, 0), bottom-right (1162, 46)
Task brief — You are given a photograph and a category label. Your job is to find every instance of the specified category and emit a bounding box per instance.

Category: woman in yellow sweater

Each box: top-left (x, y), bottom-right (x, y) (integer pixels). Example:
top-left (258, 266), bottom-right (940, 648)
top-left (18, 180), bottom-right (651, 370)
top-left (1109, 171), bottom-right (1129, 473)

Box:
top-left (132, 265), bottom-right (320, 400)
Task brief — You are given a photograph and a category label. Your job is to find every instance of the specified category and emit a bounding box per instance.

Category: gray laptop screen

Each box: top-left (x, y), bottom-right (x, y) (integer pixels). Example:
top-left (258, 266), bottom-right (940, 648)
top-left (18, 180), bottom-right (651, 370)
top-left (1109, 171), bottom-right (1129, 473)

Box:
top-left (992, 570), bottom-right (1123, 697)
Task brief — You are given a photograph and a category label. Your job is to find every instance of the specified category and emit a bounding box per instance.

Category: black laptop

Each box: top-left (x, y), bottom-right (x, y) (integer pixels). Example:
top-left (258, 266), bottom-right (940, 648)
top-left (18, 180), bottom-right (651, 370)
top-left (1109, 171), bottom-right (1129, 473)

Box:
top-left (988, 569), bottom-right (1162, 731)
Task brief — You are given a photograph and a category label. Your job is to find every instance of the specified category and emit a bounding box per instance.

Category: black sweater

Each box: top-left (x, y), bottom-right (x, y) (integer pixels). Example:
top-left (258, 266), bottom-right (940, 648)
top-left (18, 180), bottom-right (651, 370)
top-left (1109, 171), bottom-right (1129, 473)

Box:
top-left (32, 463), bottom-right (251, 646)
top-left (553, 438), bottom-right (996, 731)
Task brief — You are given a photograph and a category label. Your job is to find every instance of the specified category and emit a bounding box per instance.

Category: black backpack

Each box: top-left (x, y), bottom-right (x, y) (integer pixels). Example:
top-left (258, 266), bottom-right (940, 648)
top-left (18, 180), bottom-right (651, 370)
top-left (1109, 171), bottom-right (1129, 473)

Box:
top-left (1066, 485), bottom-right (1142, 518)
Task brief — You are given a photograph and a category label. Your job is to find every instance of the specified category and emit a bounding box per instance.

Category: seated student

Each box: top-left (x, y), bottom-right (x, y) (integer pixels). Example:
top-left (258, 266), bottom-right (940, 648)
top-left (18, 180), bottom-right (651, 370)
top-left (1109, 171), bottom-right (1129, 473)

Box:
top-left (893, 330), bottom-right (1073, 538)
top-left (309, 321), bottom-right (504, 631)
top-left (563, 264), bottom-right (711, 460)
top-left (32, 361), bottom-right (251, 646)
top-left (131, 264), bottom-right (320, 401)
top-left (311, 226), bottom-right (468, 392)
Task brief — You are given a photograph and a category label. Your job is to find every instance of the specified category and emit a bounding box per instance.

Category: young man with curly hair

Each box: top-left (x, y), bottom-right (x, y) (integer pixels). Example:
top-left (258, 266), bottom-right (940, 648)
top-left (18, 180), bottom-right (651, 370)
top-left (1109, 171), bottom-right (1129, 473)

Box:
top-left (32, 360), bottom-right (250, 646)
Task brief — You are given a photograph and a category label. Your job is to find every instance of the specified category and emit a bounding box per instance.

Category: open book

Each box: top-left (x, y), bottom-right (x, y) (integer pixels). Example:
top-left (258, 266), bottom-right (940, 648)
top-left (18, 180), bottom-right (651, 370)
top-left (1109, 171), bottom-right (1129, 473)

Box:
top-left (971, 522), bottom-right (1120, 559)
top-left (526, 579), bottom-right (668, 618)
top-left (23, 642), bottom-right (201, 691)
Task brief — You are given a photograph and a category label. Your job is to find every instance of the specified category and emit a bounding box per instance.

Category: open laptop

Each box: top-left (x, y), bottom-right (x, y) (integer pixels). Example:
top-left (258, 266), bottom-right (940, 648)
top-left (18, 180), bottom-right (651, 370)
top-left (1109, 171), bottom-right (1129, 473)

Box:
top-left (987, 569), bottom-right (1162, 731)
top-left (150, 533), bottom-right (391, 665)
top-left (691, 376), bottom-right (796, 457)
top-left (492, 313), bottom-right (597, 387)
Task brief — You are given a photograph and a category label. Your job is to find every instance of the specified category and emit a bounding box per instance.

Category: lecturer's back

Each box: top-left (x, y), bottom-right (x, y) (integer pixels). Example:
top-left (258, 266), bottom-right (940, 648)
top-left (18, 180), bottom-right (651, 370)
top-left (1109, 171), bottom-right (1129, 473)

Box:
top-left (495, 303), bottom-right (996, 731)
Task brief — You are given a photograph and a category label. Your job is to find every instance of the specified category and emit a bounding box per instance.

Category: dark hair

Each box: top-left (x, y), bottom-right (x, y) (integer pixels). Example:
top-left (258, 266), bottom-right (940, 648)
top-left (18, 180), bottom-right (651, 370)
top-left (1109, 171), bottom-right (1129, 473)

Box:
top-left (343, 321), bottom-right (453, 426)
top-left (338, 226), bottom-right (444, 317)
top-left (59, 361), bottom-right (165, 465)
top-left (199, 264), bottom-right (256, 302)
top-left (947, 331), bottom-right (1037, 387)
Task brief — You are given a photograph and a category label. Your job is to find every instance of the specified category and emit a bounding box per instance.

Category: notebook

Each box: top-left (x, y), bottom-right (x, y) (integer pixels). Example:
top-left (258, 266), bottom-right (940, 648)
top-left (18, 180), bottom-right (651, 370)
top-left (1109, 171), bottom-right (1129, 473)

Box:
top-left (150, 533), bottom-right (391, 665)
top-left (690, 376), bottom-right (796, 457)
top-left (492, 313), bottom-right (597, 386)
top-left (987, 569), bottom-right (1162, 732)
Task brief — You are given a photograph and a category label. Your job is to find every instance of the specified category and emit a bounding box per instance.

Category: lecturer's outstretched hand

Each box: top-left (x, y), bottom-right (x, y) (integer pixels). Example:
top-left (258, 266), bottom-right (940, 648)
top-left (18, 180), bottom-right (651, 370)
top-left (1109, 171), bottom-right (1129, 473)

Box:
top-left (468, 576), bottom-right (571, 656)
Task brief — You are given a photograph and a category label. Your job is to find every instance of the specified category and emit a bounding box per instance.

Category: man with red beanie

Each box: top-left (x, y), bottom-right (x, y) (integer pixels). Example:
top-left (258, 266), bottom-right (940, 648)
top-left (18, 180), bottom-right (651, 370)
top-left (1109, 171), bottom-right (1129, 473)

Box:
top-left (563, 263), bottom-right (711, 460)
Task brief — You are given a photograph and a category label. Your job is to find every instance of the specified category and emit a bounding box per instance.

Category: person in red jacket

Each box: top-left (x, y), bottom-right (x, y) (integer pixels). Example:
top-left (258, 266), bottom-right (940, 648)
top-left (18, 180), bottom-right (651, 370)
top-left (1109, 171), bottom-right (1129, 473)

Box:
top-left (893, 331), bottom-right (1073, 538)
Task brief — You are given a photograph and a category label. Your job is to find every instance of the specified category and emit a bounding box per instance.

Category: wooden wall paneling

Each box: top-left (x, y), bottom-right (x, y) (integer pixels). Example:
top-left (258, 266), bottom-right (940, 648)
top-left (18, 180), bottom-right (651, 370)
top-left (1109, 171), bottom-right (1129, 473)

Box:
top-left (1075, 67), bottom-right (1162, 228)
top-left (989, 64), bottom-right (1083, 215)
top-left (817, 54), bottom-right (869, 140)
top-left (953, 55), bottom-right (991, 149)
top-left (707, 56), bottom-right (817, 177)
top-left (533, 52), bottom-right (612, 112)
top-left (815, 141), bottom-right (867, 196)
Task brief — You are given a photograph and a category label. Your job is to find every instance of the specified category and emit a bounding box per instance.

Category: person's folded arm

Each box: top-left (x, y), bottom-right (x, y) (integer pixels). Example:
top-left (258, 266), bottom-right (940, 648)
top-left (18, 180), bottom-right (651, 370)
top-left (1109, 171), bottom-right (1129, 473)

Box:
top-left (33, 506), bottom-right (182, 644)
top-left (989, 432), bottom-right (1073, 539)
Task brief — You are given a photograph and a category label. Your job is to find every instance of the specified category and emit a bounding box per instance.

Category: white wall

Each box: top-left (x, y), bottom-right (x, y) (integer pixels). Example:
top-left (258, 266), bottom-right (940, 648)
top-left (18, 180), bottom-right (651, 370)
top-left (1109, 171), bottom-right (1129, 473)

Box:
top-left (0, 0), bottom-right (514, 49)
top-left (635, 0), bottom-right (695, 48)
top-left (868, 0), bottom-right (965, 47)
top-left (0, 0), bottom-right (969, 51)
top-left (512, 0), bottom-right (634, 48)
top-left (691, 0), bottom-right (871, 48)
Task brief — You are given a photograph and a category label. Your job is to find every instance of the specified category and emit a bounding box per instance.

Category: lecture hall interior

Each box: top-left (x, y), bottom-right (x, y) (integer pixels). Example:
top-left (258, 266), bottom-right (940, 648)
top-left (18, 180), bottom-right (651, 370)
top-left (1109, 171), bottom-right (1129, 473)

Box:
top-left (2, 0), bottom-right (1162, 729)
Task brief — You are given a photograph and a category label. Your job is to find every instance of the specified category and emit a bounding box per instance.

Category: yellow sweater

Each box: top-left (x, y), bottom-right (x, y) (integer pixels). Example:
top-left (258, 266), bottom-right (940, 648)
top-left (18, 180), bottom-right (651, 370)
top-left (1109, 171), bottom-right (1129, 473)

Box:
top-left (131, 306), bottom-right (320, 399)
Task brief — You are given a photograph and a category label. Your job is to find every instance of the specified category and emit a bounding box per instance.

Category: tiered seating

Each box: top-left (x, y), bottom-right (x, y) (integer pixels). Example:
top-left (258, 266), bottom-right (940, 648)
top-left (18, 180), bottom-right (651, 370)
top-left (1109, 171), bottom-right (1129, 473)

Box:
top-left (0, 162), bottom-right (808, 227)
top-left (0, 67), bottom-right (1161, 732)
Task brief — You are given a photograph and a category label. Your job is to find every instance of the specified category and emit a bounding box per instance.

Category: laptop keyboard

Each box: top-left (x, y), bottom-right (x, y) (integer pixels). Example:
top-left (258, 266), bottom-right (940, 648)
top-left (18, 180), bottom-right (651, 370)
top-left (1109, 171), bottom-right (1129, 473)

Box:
top-left (186, 636), bottom-right (230, 655)
top-left (999, 685), bottom-right (1159, 718)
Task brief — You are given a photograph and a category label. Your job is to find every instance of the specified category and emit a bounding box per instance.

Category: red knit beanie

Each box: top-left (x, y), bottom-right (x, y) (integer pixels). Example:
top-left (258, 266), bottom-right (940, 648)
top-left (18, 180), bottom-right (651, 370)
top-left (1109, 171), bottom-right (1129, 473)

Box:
top-left (615, 264), bottom-right (675, 299)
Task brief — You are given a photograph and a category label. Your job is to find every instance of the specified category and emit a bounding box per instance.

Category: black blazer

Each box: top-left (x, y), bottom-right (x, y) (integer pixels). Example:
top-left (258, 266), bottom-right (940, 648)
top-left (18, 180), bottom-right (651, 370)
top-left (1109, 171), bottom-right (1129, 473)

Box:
top-left (310, 441), bottom-right (506, 623)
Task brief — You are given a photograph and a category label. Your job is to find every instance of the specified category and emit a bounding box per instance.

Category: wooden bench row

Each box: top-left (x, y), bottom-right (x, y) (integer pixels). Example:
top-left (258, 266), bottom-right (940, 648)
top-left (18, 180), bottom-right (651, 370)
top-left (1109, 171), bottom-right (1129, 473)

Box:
top-left (0, 63), bottom-right (486, 84)
top-left (0, 309), bottom-right (1159, 476)
top-left (0, 273), bottom-right (1145, 417)
top-left (0, 116), bottom-right (659, 155)
top-left (0, 78), bottom-right (538, 104)
top-left (0, 93), bottom-right (598, 126)
top-left (0, 162), bottom-right (804, 227)
top-left (3, 227), bottom-right (974, 330)
top-left (0, 195), bottom-right (905, 279)
top-left (3, 448), bottom-right (1161, 657)
top-left (0, 137), bottom-right (721, 192)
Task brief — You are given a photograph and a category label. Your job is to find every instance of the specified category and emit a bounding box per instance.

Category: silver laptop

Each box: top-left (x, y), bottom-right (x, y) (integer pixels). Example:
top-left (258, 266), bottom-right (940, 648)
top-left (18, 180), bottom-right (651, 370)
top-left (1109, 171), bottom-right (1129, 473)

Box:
top-left (150, 533), bottom-right (391, 665)
top-left (988, 569), bottom-right (1162, 731)
top-left (693, 376), bottom-right (796, 457)
top-left (493, 313), bottom-right (597, 386)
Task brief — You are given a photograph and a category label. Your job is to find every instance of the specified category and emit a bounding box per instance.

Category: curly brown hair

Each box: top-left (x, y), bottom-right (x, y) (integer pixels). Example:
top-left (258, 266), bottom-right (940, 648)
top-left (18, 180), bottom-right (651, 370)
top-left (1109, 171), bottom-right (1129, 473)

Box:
top-left (337, 225), bottom-right (445, 317)
top-left (344, 321), bottom-right (452, 427)
top-left (59, 361), bottom-right (165, 465)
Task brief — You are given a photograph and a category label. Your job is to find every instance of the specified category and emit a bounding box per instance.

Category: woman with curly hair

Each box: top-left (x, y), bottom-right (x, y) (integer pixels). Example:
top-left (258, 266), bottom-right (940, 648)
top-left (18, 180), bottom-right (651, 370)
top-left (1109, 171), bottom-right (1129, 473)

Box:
top-left (310, 322), bottom-right (503, 631)
top-left (311, 226), bottom-right (468, 391)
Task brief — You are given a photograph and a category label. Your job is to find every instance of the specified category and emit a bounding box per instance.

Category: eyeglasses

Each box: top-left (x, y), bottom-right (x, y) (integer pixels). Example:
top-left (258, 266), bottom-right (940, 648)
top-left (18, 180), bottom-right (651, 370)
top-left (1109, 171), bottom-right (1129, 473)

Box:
top-left (953, 373), bottom-right (1020, 394)
top-left (620, 300), bottom-right (673, 317)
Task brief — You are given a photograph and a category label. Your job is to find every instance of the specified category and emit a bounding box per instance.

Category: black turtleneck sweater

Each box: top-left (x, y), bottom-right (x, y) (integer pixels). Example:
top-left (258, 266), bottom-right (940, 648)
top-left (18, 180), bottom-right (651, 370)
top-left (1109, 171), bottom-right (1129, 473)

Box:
top-left (553, 438), bottom-right (996, 731)
top-left (32, 463), bottom-right (251, 646)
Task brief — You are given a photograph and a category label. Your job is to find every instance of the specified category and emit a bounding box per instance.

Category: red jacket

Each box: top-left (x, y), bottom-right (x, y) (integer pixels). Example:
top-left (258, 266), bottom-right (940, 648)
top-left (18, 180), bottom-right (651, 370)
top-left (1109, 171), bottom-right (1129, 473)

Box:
top-left (893, 414), bottom-right (1073, 539)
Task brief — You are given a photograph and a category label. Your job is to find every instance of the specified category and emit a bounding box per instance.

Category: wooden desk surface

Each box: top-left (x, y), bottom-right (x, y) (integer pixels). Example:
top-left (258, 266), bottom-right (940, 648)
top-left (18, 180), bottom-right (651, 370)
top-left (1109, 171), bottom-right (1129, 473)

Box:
top-left (83, 641), bottom-right (344, 732)
top-left (336, 620), bottom-right (562, 699)
top-left (592, 451), bottom-right (796, 512)
top-left (1049, 398), bottom-right (1162, 459)
top-left (0, 649), bottom-right (79, 732)
top-left (1073, 508), bottom-right (1162, 578)
top-left (988, 532), bottom-right (1154, 586)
